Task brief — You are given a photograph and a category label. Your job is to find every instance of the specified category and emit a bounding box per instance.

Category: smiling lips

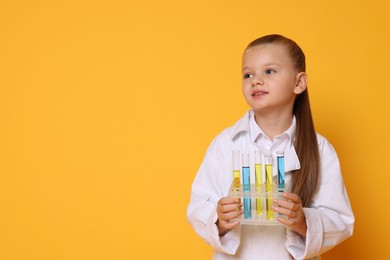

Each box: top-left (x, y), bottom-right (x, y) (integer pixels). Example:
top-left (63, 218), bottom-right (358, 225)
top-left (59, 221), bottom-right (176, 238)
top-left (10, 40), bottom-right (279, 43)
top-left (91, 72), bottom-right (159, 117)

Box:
top-left (252, 90), bottom-right (268, 97)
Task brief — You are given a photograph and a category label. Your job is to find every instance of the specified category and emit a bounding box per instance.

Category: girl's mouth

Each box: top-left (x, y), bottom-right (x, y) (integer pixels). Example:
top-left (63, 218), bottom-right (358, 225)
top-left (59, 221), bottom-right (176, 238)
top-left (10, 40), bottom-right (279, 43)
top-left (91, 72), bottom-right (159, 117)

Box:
top-left (252, 90), bottom-right (268, 97)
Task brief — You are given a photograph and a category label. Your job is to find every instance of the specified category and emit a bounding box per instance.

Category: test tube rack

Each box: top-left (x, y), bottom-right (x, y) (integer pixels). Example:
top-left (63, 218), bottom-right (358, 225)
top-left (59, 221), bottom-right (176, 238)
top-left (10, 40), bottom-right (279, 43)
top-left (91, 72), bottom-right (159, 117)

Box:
top-left (227, 182), bottom-right (286, 225)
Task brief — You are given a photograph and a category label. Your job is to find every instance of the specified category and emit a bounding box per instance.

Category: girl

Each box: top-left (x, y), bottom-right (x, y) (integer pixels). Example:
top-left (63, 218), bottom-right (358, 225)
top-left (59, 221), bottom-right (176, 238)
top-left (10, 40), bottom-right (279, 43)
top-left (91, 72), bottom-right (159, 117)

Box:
top-left (187, 34), bottom-right (354, 259)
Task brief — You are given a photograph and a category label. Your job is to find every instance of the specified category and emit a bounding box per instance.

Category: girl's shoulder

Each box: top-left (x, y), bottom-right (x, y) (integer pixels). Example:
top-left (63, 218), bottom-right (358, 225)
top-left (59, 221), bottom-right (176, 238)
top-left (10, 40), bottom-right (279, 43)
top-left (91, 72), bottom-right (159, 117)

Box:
top-left (212, 111), bottom-right (251, 142)
top-left (316, 132), bottom-right (338, 156)
top-left (206, 111), bottom-right (251, 154)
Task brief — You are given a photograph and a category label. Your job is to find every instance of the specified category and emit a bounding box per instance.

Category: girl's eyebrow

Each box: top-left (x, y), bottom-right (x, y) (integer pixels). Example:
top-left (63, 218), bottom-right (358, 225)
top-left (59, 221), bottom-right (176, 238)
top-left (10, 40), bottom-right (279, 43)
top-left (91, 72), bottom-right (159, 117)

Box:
top-left (242, 63), bottom-right (281, 71)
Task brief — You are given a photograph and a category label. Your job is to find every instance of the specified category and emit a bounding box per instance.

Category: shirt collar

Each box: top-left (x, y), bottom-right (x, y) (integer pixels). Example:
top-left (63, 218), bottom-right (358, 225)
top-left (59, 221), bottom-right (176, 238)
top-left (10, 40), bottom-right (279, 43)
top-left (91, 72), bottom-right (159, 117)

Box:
top-left (249, 112), bottom-right (296, 143)
top-left (230, 110), bottom-right (297, 141)
top-left (230, 110), bottom-right (252, 140)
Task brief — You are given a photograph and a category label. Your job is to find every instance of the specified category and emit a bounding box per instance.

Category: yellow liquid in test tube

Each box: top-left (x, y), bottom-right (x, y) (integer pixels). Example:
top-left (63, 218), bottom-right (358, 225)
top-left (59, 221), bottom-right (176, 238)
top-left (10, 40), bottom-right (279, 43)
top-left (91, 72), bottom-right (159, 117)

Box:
top-left (265, 163), bottom-right (274, 220)
top-left (232, 150), bottom-right (241, 191)
top-left (255, 163), bottom-right (263, 215)
top-left (233, 170), bottom-right (240, 188)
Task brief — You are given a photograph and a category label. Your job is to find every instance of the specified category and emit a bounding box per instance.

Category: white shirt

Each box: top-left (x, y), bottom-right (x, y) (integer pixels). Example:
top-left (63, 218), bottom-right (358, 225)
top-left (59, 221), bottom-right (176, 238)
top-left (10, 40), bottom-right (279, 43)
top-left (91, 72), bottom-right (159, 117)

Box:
top-left (187, 110), bottom-right (354, 259)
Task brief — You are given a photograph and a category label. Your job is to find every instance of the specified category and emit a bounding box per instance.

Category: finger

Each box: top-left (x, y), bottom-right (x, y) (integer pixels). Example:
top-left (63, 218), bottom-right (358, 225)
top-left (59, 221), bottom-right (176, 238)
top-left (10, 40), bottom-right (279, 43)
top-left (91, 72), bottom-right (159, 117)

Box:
top-left (219, 197), bottom-right (241, 205)
top-left (221, 219), bottom-right (240, 230)
top-left (276, 216), bottom-right (296, 227)
top-left (282, 193), bottom-right (301, 204)
top-left (218, 199), bottom-right (242, 213)
top-left (219, 208), bottom-right (244, 221)
top-left (273, 199), bottom-right (297, 211)
top-left (271, 204), bottom-right (297, 219)
top-left (219, 204), bottom-right (243, 214)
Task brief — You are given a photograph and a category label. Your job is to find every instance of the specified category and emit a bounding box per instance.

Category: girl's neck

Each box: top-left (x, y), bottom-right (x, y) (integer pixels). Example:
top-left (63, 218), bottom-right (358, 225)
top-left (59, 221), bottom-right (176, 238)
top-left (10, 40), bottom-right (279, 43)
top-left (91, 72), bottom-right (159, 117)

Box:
top-left (254, 110), bottom-right (293, 140)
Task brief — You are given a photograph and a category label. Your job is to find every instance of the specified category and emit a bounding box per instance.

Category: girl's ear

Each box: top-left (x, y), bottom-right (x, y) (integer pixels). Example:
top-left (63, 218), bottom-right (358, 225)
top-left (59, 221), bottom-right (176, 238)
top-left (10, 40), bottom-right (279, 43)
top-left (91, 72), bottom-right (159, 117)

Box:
top-left (294, 72), bottom-right (308, 94)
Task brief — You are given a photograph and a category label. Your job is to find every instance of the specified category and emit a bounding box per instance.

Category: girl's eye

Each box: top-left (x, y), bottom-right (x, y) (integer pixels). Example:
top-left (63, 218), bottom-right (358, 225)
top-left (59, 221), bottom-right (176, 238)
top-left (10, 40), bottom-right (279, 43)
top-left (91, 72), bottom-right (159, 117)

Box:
top-left (243, 73), bottom-right (253, 79)
top-left (265, 69), bottom-right (276, 74)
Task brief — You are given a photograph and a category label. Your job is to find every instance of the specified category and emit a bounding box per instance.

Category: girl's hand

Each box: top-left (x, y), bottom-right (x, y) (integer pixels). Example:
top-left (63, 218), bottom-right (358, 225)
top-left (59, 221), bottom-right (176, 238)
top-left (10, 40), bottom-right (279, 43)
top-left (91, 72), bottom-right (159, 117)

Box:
top-left (272, 193), bottom-right (307, 238)
top-left (216, 197), bottom-right (243, 236)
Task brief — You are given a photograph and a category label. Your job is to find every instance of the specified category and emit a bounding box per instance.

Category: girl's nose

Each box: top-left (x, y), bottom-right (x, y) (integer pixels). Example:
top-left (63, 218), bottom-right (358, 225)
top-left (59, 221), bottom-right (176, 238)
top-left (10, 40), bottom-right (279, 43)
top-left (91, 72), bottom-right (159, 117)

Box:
top-left (251, 76), bottom-right (264, 87)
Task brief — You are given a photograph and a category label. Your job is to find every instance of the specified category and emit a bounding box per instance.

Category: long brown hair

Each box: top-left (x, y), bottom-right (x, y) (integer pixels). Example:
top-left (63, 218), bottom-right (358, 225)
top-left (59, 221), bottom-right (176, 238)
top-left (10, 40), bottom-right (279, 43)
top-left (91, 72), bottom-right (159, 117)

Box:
top-left (246, 34), bottom-right (320, 207)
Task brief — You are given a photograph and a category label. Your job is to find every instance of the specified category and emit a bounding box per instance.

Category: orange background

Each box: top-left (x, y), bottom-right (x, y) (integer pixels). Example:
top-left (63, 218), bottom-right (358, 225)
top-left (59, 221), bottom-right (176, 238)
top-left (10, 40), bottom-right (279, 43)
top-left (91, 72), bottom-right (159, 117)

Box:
top-left (1, 0), bottom-right (389, 259)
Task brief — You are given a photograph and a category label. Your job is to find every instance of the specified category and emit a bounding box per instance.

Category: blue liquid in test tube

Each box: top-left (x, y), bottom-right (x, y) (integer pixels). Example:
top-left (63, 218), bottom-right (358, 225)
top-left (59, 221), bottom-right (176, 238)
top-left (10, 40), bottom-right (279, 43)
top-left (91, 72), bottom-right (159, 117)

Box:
top-left (277, 151), bottom-right (285, 218)
top-left (242, 153), bottom-right (251, 219)
top-left (277, 151), bottom-right (285, 191)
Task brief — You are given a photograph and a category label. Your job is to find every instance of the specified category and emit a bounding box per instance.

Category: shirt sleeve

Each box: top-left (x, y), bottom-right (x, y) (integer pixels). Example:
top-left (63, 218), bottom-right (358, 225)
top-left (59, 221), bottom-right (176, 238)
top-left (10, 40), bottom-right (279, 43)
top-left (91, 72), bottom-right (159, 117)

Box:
top-left (187, 135), bottom-right (241, 255)
top-left (285, 138), bottom-right (355, 259)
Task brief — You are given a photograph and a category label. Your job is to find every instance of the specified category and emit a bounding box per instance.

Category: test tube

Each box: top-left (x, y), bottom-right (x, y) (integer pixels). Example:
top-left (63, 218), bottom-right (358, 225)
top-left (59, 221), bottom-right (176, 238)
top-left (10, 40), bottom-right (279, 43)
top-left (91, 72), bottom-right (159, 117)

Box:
top-left (277, 151), bottom-right (285, 191)
top-left (242, 153), bottom-right (251, 219)
top-left (264, 151), bottom-right (274, 220)
top-left (232, 150), bottom-right (241, 191)
top-left (254, 150), bottom-right (263, 216)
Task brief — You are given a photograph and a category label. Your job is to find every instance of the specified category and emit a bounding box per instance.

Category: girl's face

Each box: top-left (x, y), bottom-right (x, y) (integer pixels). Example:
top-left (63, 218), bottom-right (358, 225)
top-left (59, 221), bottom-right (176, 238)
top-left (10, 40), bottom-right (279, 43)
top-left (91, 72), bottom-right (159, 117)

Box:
top-left (242, 44), bottom-right (306, 116)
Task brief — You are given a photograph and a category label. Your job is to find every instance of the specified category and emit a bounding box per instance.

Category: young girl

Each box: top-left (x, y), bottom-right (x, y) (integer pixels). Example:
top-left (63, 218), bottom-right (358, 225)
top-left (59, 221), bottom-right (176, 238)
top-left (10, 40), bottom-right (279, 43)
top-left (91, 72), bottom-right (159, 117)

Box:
top-left (187, 34), bottom-right (354, 259)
